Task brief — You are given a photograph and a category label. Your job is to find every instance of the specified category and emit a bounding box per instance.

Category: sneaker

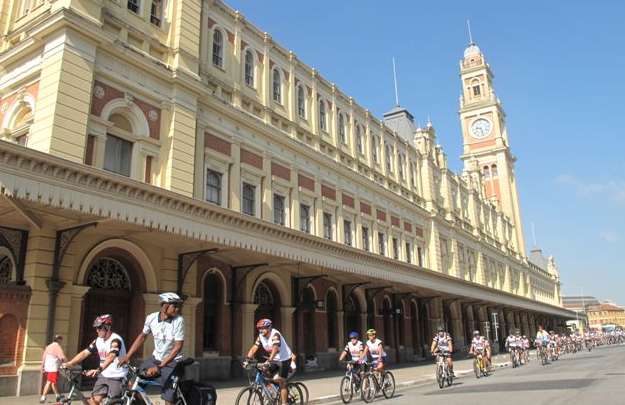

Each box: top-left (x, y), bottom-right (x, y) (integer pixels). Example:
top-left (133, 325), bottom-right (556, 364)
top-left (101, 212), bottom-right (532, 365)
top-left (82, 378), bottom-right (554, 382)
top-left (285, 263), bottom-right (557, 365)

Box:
top-left (56, 395), bottom-right (63, 402)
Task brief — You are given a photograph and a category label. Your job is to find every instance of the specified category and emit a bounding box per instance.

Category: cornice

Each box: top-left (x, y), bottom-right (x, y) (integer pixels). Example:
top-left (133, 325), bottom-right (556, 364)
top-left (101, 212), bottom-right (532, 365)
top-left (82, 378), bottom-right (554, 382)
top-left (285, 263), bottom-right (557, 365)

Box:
top-left (0, 141), bottom-right (571, 318)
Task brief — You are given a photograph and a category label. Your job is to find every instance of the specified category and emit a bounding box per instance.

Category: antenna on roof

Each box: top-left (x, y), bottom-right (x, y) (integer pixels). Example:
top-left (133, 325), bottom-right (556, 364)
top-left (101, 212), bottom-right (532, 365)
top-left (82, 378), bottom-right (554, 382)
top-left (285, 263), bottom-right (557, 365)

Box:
top-left (467, 19), bottom-right (474, 45)
top-left (531, 221), bottom-right (537, 247)
top-left (392, 57), bottom-right (400, 107)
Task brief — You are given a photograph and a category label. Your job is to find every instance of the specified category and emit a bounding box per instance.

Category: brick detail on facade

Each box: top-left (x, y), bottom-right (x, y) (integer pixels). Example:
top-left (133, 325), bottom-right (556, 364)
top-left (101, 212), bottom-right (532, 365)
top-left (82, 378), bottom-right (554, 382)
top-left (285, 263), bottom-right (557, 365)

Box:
top-left (298, 174), bottom-right (314, 191)
top-left (377, 209), bottom-right (387, 222)
top-left (360, 202), bottom-right (371, 216)
top-left (0, 285), bottom-right (31, 376)
top-left (90, 81), bottom-right (161, 140)
top-left (205, 133), bottom-right (231, 156)
top-left (415, 227), bottom-right (424, 238)
top-left (321, 185), bottom-right (336, 201)
top-left (404, 222), bottom-right (412, 233)
top-left (391, 216), bottom-right (400, 227)
top-left (0, 82), bottom-right (39, 125)
top-left (342, 194), bottom-right (354, 209)
top-left (271, 162), bottom-right (290, 181)
top-left (240, 149), bottom-right (263, 169)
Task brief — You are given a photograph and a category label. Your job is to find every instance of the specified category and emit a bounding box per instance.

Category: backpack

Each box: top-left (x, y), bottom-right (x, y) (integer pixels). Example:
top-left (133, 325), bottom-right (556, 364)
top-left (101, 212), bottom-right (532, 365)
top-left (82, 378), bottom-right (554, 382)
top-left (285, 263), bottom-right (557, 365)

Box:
top-left (180, 380), bottom-right (217, 405)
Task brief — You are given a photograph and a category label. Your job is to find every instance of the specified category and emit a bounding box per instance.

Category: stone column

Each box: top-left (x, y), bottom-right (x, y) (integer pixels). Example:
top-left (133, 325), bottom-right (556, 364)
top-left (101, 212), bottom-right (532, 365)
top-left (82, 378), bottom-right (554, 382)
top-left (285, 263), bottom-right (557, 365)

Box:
top-left (281, 306), bottom-right (297, 345)
top-left (240, 303), bottom-right (259, 356)
top-left (336, 311), bottom-right (345, 343)
top-left (230, 141), bottom-right (241, 211)
top-left (182, 297), bottom-right (202, 358)
top-left (261, 154), bottom-right (272, 221)
top-left (67, 285), bottom-right (91, 354)
top-left (193, 124), bottom-right (206, 200)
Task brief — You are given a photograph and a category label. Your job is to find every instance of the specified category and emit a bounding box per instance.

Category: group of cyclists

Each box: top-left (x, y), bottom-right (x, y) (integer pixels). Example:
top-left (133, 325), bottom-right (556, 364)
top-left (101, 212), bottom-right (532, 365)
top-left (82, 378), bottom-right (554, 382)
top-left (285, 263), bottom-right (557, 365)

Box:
top-left (51, 292), bottom-right (186, 405)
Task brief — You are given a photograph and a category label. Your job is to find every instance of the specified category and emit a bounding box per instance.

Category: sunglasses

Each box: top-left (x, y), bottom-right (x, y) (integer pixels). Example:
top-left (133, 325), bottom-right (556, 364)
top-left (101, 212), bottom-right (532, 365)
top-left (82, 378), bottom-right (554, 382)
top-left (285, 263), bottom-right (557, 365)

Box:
top-left (95, 325), bottom-right (108, 330)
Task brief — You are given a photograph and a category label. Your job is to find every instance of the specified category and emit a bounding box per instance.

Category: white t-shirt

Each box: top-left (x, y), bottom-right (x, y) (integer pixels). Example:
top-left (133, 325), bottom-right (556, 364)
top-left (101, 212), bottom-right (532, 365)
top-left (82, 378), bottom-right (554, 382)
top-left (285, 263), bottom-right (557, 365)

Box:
top-left (143, 312), bottom-right (185, 361)
top-left (343, 341), bottom-right (364, 362)
top-left (433, 333), bottom-right (452, 352)
top-left (87, 332), bottom-right (126, 379)
top-left (255, 328), bottom-right (292, 362)
top-left (365, 339), bottom-right (386, 360)
top-left (472, 336), bottom-right (484, 351)
top-left (43, 342), bottom-right (64, 372)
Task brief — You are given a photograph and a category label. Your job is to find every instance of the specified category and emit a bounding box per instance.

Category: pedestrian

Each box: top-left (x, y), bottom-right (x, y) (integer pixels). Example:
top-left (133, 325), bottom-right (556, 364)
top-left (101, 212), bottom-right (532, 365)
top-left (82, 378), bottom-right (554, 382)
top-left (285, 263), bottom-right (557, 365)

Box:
top-left (120, 292), bottom-right (185, 405)
top-left (40, 334), bottom-right (66, 404)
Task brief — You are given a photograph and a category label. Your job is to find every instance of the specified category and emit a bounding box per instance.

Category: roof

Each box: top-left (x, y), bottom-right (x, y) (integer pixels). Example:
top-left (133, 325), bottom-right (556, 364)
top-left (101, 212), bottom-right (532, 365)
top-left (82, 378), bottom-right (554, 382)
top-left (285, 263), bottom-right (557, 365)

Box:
top-left (587, 303), bottom-right (625, 312)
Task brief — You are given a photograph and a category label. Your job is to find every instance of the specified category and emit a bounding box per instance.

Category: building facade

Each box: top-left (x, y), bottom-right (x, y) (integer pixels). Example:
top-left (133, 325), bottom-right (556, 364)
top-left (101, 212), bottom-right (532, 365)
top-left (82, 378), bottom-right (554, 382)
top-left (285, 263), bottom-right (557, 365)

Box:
top-left (586, 303), bottom-right (625, 330)
top-left (0, 0), bottom-right (573, 396)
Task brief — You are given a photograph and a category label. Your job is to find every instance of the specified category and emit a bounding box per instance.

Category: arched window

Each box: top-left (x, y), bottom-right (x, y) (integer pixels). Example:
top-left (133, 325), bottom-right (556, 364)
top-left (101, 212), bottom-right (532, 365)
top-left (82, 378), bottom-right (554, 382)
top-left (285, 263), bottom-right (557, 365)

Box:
top-left (491, 164), bottom-right (498, 177)
top-left (104, 113), bottom-right (134, 177)
top-left (205, 170), bottom-right (222, 205)
top-left (386, 145), bottom-right (393, 172)
top-left (371, 135), bottom-right (378, 163)
top-left (338, 114), bottom-right (346, 144)
top-left (244, 50), bottom-right (254, 87)
top-left (242, 183), bottom-right (256, 216)
top-left (319, 100), bottom-right (326, 131)
top-left (212, 29), bottom-right (224, 67)
top-left (0, 256), bottom-right (12, 284)
top-left (483, 166), bottom-right (490, 179)
top-left (203, 273), bottom-right (221, 351)
top-left (356, 125), bottom-right (363, 154)
top-left (297, 86), bottom-right (306, 118)
top-left (272, 69), bottom-right (282, 103)
top-left (86, 258), bottom-right (131, 290)
top-left (382, 298), bottom-right (392, 343)
top-left (3, 96), bottom-right (34, 146)
top-left (471, 79), bottom-right (481, 97)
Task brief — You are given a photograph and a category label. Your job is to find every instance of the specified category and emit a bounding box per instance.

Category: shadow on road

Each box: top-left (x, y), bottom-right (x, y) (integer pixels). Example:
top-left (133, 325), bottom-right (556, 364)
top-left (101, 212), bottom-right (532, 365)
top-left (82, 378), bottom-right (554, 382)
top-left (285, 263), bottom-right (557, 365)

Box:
top-left (424, 379), bottom-right (596, 395)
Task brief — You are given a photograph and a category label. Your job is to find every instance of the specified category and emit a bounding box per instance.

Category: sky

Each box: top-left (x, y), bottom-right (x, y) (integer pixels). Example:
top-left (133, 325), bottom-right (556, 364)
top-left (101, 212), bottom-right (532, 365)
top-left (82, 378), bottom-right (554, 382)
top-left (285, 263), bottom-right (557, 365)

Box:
top-left (224, 0), bottom-right (625, 305)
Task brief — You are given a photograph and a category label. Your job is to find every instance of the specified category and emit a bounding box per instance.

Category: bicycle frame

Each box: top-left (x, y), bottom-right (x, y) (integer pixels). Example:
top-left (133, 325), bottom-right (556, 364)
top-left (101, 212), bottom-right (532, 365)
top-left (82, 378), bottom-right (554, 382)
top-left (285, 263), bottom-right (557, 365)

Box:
top-left (56, 368), bottom-right (90, 405)
top-left (120, 364), bottom-right (187, 405)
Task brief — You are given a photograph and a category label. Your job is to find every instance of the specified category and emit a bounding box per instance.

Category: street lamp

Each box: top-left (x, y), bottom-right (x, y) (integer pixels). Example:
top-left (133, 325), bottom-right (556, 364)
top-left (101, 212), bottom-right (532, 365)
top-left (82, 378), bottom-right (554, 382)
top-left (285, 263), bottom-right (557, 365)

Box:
top-left (491, 311), bottom-right (500, 354)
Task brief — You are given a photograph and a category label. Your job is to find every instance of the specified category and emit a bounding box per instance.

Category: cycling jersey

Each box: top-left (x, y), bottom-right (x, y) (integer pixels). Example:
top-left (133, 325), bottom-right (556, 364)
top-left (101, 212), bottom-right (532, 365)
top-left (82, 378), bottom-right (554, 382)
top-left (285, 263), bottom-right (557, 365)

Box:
top-left (472, 337), bottom-right (484, 351)
top-left (87, 332), bottom-right (126, 379)
top-left (506, 336), bottom-right (517, 347)
top-left (433, 333), bottom-right (452, 352)
top-left (343, 340), bottom-right (364, 363)
top-left (255, 328), bottom-right (293, 362)
top-left (365, 338), bottom-right (386, 360)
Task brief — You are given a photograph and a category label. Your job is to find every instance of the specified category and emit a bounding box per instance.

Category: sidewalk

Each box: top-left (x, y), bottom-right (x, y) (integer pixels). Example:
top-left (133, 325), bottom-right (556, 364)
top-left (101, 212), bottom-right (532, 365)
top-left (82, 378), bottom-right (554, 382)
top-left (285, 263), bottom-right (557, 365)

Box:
top-left (10, 353), bottom-right (514, 405)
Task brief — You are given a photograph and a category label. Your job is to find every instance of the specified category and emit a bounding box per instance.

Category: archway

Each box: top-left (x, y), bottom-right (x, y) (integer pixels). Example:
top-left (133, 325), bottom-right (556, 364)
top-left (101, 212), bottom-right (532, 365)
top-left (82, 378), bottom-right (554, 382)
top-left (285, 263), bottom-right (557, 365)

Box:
top-left (326, 289), bottom-right (338, 349)
top-left (299, 286), bottom-right (316, 358)
top-left (344, 294), bottom-right (361, 339)
top-left (202, 272), bottom-right (223, 352)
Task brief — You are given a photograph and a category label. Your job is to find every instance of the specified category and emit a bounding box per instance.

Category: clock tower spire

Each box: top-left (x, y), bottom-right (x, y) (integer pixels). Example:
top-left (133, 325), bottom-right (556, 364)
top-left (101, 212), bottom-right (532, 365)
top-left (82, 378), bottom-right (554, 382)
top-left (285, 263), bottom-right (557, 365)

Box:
top-left (459, 42), bottom-right (527, 255)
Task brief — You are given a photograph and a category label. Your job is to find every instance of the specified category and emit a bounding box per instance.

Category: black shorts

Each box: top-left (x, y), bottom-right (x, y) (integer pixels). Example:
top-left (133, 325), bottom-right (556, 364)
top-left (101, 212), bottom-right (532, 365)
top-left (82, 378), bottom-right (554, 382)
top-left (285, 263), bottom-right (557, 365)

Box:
top-left (273, 359), bottom-right (291, 379)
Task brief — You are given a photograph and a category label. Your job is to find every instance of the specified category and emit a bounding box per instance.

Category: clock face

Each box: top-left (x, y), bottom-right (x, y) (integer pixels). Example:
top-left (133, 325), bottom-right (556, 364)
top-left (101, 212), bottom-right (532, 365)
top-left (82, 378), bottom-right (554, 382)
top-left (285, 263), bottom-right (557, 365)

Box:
top-left (470, 118), bottom-right (492, 139)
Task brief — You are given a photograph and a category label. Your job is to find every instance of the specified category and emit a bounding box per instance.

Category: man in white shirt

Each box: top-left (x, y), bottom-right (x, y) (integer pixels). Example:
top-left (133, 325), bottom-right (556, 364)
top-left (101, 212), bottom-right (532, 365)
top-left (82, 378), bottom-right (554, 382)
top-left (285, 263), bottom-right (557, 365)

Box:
top-left (40, 334), bottom-right (66, 403)
top-left (63, 315), bottom-right (126, 405)
top-left (120, 292), bottom-right (185, 405)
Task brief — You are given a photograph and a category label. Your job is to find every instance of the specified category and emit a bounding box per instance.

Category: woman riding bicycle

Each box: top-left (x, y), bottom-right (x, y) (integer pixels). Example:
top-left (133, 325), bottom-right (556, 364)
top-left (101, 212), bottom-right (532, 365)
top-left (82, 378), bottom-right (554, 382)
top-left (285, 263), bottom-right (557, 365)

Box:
top-left (362, 329), bottom-right (386, 376)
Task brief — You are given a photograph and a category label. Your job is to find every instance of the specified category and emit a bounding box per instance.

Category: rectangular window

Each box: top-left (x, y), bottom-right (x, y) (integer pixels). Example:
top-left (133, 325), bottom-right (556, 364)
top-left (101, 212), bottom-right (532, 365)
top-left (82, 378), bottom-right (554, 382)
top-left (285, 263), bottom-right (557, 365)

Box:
top-left (145, 156), bottom-right (153, 184)
top-left (300, 204), bottom-right (310, 233)
top-left (473, 85), bottom-right (481, 96)
top-left (362, 226), bottom-right (370, 251)
top-left (344, 220), bottom-right (352, 246)
top-left (19, 0), bottom-right (31, 16)
top-left (273, 194), bottom-right (285, 225)
top-left (206, 169), bottom-right (222, 205)
top-left (418, 246), bottom-right (424, 266)
top-left (127, 0), bottom-right (140, 14)
top-left (242, 183), bottom-right (256, 216)
top-left (378, 232), bottom-right (386, 255)
top-left (392, 237), bottom-right (399, 260)
top-left (323, 212), bottom-right (333, 240)
top-left (150, 0), bottom-right (162, 26)
top-left (406, 242), bottom-right (412, 264)
top-left (104, 134), bottom-right (132, 177)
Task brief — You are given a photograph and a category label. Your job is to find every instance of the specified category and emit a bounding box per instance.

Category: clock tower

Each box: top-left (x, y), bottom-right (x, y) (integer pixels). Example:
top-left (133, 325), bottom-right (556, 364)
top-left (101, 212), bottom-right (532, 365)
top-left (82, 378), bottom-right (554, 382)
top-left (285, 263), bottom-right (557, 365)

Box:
top-left (459, 42), bottom-right (526, 255)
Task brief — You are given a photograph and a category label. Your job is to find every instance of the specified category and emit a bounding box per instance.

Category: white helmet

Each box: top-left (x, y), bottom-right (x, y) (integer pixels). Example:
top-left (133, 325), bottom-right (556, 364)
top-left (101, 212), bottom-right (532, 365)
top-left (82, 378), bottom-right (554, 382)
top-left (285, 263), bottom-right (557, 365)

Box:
top-left (159, 292), bottom-right (183, 304)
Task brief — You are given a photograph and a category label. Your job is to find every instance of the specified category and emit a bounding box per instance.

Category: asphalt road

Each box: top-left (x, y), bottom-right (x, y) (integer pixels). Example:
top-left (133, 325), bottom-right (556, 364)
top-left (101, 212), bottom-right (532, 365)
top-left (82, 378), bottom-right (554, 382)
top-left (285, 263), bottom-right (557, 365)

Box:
top-left (378, 345), bottom-right (625, 405)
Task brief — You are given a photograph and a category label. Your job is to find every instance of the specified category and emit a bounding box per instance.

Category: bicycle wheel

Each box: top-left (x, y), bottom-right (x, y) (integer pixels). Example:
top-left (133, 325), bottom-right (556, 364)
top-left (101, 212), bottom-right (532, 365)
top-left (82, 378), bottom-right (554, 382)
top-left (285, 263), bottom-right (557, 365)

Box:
top-left (381, 371), bottom-right (395, 399)
top-left (339, 376), bottom-right (353, 404)
top-left (446, 370), bottom-right (452, 387)
top-left (234, 387), bottom-right (255, 405)
top-left (287, 382), bottom-right (303, 405)
top-left (360, 375), bottom-right (376, 403)
top-left (248, 388), bottom-right (264, 405)
top-left (473, 359), bottom-right (480, 379)
top-left (294, 382), bottom-right (309, 405)
top-left (436, 365), bottom-right (444, 389)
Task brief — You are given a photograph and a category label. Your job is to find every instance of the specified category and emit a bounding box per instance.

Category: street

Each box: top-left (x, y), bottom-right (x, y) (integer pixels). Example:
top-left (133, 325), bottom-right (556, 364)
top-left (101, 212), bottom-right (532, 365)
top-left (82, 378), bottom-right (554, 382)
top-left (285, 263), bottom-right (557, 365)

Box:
top-left (383, 345), bottom-right (625, 405)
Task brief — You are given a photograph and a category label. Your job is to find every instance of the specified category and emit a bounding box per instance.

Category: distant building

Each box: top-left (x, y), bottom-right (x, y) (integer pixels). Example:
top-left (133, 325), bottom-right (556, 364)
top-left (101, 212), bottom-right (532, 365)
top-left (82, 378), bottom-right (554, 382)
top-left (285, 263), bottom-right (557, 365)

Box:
top-left (586, 303), bottom-right (625, 330)
top-left (562, 296), bottom-right (600, 312)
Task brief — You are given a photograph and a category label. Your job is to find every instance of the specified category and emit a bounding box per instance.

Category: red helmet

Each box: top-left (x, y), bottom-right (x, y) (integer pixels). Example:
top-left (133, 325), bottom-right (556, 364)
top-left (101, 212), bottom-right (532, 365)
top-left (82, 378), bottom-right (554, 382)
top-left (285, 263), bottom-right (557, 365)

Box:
top-left (93, 314), bottom-right (113, 328)
top-left (256, 319), bottom-right (272, 329)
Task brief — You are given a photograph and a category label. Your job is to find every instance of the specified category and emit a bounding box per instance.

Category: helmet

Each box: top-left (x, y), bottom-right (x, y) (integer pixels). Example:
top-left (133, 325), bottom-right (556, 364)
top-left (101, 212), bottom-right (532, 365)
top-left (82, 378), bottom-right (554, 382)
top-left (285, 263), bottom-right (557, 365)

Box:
top-left (549, 330), bottom-right (554, 334)
top-left (93, 314), bottom-right (113, 328)
top-left (159, 292), bottom-right (183, 304)
top-left (366, 329), bottom-right (377, 335)
top-left (523, 335), bottom-right (527, 339)
top-left (473, 330), bottom-right (480, 335)
top-left (437, 327), bottom-right (444, 332)
top-left (256, 319), bottom-right (273, 329)
top-left (348, 331), bottom-right (359, 339)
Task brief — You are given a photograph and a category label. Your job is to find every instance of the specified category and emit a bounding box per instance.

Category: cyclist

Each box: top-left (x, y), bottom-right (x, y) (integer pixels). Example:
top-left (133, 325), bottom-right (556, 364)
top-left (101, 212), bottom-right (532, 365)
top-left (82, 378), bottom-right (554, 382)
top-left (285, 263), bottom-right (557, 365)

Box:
top-left (535, 325), bottom-right (549, 359)
top-left (548, 331), bottom-right (558, 360)
top-left (63, 315), bottom-right (126, 405)
top-left (484, 337), bottom-right (492, 368)
top-left (430, 328), bottom-right (453, 377)
top-left (246, 318), bottom-right (293, 405)
top-left (505, 331), bottom-right (519, 365)
top-left (120, 292), bottom-right (185, 405)
top-left (469, 330), bottom-right (486, 369)
top-left (338, 332), bottom-right (365, 389)
top-left (522, 335), bottom-right (530, 363)
top-left (363, 329), bottom-right (387, 378)
top-left (514, 331), bottom-right (524, 364)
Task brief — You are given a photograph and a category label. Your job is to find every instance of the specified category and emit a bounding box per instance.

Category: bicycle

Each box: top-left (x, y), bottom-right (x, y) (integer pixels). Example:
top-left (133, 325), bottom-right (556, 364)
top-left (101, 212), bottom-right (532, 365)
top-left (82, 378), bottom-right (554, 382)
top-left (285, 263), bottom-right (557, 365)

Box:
top-left (537, 343), bottom-right (548, 366)
top-left (508, 346), bottom-right (520, 368)
top-left (339, 360), bottom-right (364, 404)
top-left (235, 360), bottom-right (303, 405)
top-left (52, 367), bottom-right (90, 405)
top-left (110, 358), bottom-right (214, 405)
top-left (432, 351), bottom-right (452, 390)
top-left (360, 361), bottom-right (395, 403)
top-left (472, 352), bottom-right (487, 378)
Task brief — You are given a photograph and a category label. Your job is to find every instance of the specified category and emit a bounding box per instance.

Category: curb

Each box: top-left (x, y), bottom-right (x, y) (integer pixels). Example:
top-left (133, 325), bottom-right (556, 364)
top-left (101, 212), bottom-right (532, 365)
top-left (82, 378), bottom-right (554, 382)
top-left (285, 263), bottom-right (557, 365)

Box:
top-left (307, 361), bottom-right (510, 405)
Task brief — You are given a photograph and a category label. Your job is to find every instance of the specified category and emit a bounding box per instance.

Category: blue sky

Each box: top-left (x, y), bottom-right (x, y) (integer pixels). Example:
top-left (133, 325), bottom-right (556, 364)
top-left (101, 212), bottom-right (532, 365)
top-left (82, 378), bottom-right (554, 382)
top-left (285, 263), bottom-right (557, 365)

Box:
top-left (225, 1), bottom-right (625, 305)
